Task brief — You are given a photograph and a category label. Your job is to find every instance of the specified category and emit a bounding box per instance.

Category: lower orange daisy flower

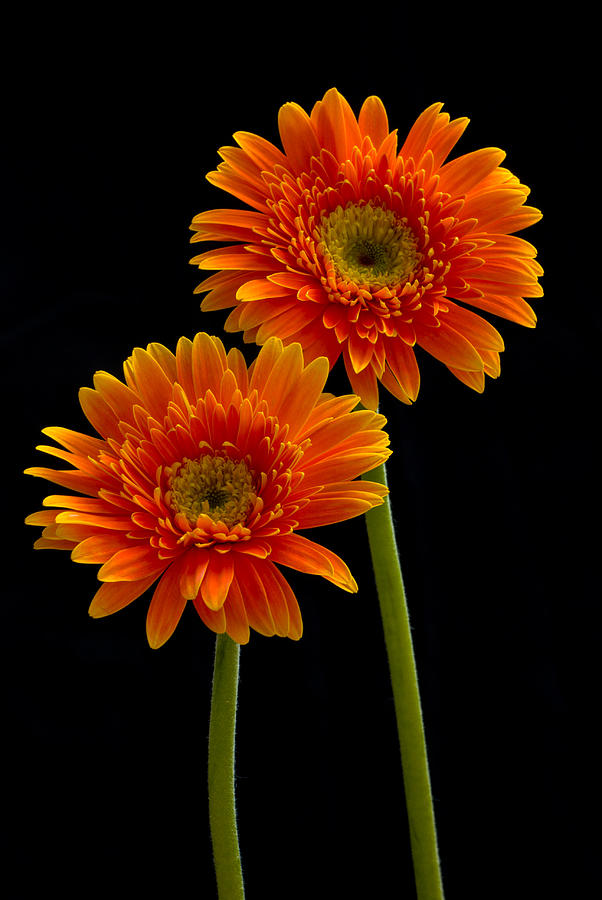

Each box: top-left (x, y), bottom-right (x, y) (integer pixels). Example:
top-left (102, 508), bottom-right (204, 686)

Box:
top-left (190, 88), bottom-right (543, 409)
top-left (25, 334), bottom-right (390, 646)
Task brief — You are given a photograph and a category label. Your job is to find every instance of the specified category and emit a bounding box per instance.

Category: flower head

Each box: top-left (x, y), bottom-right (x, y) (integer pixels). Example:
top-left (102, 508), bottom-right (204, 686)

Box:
top-left (25, 334), bottom-right (390, 647)
top-left (190, 88), bottom-right (543, 409)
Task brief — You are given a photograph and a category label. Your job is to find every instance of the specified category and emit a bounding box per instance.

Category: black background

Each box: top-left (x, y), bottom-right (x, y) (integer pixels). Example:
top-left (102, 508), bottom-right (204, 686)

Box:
top-left (3, 12), bottom-right (598, 900)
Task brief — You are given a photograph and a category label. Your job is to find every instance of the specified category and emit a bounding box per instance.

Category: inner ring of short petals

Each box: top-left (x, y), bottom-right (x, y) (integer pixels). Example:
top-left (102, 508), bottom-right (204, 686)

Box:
top-left (168, 454), bottom-right (256, 527)
top-left (319, 201), bottom-right (420, 288)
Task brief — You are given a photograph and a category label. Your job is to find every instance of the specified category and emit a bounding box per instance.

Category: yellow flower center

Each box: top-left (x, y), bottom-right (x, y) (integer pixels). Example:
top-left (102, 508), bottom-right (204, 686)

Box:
top-left (320, 201), bottom-right (420, 287)
top-left (169, 454), bottom-right (256, 527)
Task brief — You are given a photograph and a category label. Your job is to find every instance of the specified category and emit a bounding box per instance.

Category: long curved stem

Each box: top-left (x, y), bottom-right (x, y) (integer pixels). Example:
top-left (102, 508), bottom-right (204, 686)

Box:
top-left (208, 633), bottom-right (245, 899)
top-left (363, 461), bottom-right (444, 900)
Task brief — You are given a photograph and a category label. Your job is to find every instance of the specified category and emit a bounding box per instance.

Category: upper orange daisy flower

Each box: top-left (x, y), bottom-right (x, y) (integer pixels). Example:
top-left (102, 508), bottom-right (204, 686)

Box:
top-left (25, 334), bottom-right (390, 647)
top-left (190, 88), bottom-right (543, 409)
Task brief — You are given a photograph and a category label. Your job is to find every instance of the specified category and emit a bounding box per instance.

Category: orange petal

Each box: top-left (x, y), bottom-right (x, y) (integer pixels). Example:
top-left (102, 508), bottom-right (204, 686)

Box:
top-left (302, 447), bottom-right (391, 488)
top-left (399, 102), bottom-right (444, 163)
top-left (257, 342), bottom-right (303, 416)
top-left (416, 321), bottom-right (484, 372)
top-left (191, 207), bottom-right (267, 238)
top-left (269, 533), bottom-right (357, 593)
top-left (268, 271), bottom-right (312, 291)
top-left (439, 147), bottom-right (506, 195)
top-left (343, 355), bottom-right (379, 410)
top-left (218, 367), bottom-right (239, 409)
top-left (481, 234), bottom-right (539, 259)
top-left (270, 564), bottom-right (303, 640)
top-left (55, 510), bottom-right (134, 531)
top-left (312, 88), bottom-right (362, 161)
top-left (294, 494), bottom-right (383, 528)
top-left (480, 349), bottom-right (501, 377)
top-left (447, 366), bottom-right (486, 392)
top-left (124, 348), bottom-right (175, 422)
top-left (468, 276), bottom-right (543, 299)
top-left (234, 131), bottom-right (288, 173)
top-left (173, 336), bottom-right (196, 402)
top-left (43, 494), bottom-right (118, 513)
top-left (206, 168), bottom-right (268, 213)
top-left (443, 302), bottom-right (505, 352)
top-left (385, 339), bottom-right (420, 401)
top-left (71, 532), bottom-right (133, 564)
top-left (428, 115), bottom-right (470, 168)
top-left (462, 187), bottom-right (527, 228)
top-left (232, 554), bottom-right (276, 636)
top-left (347, 330), bottom-right (375, 374)
top-left (25, 509), bottom-right (58, 526)
top-left (200, 552), bottom-right (235, 611)
top-left (78, 387), bottom-right (121, 441)
top-left (98, 545), bottom-right (162, 582)
top-left (225, 346), bottom-right (249, 395)
top-left (41, 426), bottom-right (106, 457)
top-left (282, 356), bottom-right (330, 440)
top-left (146, 561), bottom-right (188, 649)
top-left (237, 298), bottom-right (292, 332)
top-left (321, 479), bottom-right (389, 499)
top-left (146, 342), bottom-right (178, 383)
top-left (192, 332), bottom-right (227, 400)
top-left (248, 335), bottom-right (285, 393)
top-left (34, 537), bottom-right (77, 551)
top-left (301, 407), bottom-right (387, 463)
top-left (24, 465), bottom-right (107, 495)
top-left (89, 572), bottom-right (160, 618)
top-left (192, 592), bottom-right (227, 635)
top-left (278, 102), bottom-right (321, 174)
top-left (222, 577), bottom-right (250, 645)
top-left (92, 372), bottom-right (139, 426)
top-left (237, 278), bottom-right (292, 301)
top-left (33, 444), bottom-right (95, 471)
top-left (464, 293), bottom-right (537, 328)
top-left (358, 96), bottom-right (389, 148)
top-left (485, 206), bottom-right (543, 235)
top-left (191, 245), bottom-right (273, 272)
top-left (216, 145), bottom-right (264, 185)
top-left (252, 561), bottom-right (290, 637)
top-left (379, 366), bottom-right (413, 404)
top-left (55, 523), bottom-right (101, 543)
top-left (196, 271), bottom-right (251, 306)
top-left (255, 302), bottom-right (321, 343)
top-left (179, 549), bottom-right (210, 601)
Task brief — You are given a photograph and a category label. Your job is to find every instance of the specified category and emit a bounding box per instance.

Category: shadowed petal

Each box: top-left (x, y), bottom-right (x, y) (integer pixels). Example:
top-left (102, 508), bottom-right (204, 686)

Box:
top-left (222, 576), bottom-right (250, 645)
top-left (278, 102), bottom-right (321, 174)
top-left (232, 555), bottom-right (276, 637)
top-left (200, 552), bottom-right (235, 611)
top-left (146, 561), bottom-right (188, 649)
top-left (269, 533), bottom-right (357, 593)
top-left (98, 545), bottom-right (163, 581)
top-left (72, 532), bottom-right (134, 564)
top-left (416, 321), bottom-right (484, 372)
top-left (179, 549), bottom-right (211, 601)
top-left (90, 573), bottom-right (159, 618)
top-left (358, 95), bottom-right (390, 149)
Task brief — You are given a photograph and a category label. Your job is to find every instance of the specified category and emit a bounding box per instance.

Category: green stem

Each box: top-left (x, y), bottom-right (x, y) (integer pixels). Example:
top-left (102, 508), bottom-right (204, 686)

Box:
top-left (363, 461), bottom-right (444, 900)
top-left (208, 633), bottom-right (245, 900)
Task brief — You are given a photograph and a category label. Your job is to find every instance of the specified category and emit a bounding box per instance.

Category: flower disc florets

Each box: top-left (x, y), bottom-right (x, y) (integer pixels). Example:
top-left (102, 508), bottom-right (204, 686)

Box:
top-left (319, 202), bottom-right (420, 289)
top-left (169, 454), bottom-right (256, 527)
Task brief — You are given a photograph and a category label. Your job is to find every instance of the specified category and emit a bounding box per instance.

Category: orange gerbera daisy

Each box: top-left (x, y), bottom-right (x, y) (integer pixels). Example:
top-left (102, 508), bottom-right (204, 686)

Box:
top-left (25, 334), bottom-right (390, 647)
top-left (190, 88), bottom-right (543, 409)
